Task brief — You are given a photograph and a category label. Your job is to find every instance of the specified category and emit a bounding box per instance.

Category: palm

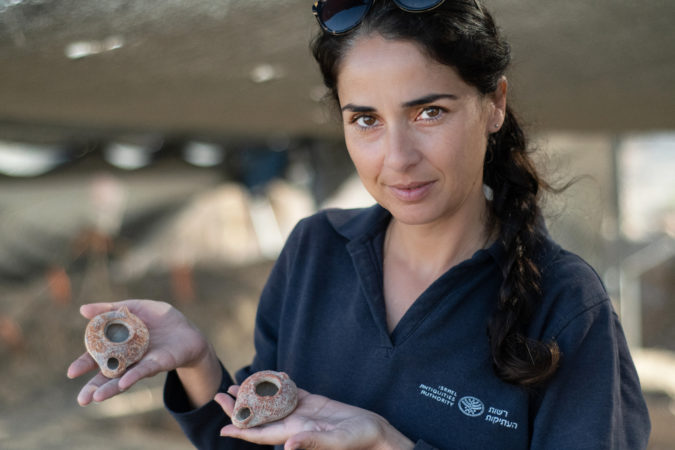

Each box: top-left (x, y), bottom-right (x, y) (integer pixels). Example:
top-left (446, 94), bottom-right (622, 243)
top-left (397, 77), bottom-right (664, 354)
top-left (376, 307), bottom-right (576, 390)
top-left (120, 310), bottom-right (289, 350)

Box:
top-left (217, 389), bottom-right (386, 449)
top-left (132, 301), bottom-right (204, 369)
top-left (67, 300), bottom-right (207, 406)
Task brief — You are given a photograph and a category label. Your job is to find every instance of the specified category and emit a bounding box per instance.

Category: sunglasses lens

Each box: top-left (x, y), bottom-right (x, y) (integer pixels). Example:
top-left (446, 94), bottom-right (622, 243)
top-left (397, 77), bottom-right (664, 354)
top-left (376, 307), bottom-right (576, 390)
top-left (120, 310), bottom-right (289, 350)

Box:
top-left (317, 0), bottom-right (371, 34)
top-left (396, 0), bottom-right (444, 11)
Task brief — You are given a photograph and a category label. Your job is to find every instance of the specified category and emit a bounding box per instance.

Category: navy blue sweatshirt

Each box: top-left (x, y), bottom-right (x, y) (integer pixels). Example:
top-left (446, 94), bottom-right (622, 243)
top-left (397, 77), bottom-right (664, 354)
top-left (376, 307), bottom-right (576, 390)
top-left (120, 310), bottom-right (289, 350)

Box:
top-left (165, 205), bottom-right (650, 449)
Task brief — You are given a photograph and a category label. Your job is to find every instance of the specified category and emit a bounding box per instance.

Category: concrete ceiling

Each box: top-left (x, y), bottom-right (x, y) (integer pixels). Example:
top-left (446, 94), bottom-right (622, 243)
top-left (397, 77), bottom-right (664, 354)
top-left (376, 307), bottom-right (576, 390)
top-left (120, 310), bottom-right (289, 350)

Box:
top-left (1, 0), bottom-right (674, 143)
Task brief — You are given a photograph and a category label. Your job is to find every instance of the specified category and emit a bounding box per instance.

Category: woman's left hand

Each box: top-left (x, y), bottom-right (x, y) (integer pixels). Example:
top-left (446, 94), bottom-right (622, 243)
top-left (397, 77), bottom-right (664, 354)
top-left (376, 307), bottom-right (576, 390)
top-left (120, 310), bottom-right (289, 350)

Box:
top-left (215, 386), bottom-right (414, 450)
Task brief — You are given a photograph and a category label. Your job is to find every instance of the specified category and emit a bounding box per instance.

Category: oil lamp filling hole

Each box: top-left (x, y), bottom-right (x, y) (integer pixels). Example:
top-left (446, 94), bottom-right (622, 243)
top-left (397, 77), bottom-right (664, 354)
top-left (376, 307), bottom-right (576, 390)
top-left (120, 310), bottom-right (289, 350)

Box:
top-left (105, 323), bottom-right (130, 342)
top-left (255, 381), bottom-right (279, 397)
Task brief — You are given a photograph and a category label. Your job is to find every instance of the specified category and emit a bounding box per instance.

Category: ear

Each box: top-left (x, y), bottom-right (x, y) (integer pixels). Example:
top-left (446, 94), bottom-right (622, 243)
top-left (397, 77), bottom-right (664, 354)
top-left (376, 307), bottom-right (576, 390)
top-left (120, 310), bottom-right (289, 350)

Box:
top-left (486, 76), bottom-right (508, 134)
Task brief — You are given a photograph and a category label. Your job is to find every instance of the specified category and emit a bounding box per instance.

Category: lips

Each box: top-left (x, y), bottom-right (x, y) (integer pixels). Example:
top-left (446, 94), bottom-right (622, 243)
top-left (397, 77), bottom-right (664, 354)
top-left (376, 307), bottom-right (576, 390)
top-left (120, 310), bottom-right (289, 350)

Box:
top-left (388, 180), bottom-right (435, 202)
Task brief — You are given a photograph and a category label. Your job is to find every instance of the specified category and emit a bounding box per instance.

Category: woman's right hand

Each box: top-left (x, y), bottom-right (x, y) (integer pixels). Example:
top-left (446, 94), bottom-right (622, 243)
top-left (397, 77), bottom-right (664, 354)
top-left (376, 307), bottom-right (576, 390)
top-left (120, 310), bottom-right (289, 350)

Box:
top-left (67, 299), bottom-right (219, 407)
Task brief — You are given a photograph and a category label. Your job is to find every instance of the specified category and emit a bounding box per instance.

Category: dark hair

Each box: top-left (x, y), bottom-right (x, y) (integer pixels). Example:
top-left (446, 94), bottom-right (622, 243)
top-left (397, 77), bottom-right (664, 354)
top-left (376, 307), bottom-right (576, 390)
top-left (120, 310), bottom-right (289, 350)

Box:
top-left (312, 0), bottom-right (560, 386)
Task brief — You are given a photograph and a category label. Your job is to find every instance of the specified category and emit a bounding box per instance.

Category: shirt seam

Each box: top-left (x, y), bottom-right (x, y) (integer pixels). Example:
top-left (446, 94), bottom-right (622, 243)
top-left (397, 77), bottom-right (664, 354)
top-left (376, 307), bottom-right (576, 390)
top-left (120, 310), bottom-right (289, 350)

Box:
top-left (550, 294), bottom-right (610, 339)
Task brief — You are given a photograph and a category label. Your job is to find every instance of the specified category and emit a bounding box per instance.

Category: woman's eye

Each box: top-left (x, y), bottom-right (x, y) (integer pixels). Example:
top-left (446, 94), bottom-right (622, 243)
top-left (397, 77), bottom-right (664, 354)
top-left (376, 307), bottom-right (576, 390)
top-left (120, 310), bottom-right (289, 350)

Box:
top-left (418, 106), bottom-right (444, 121)
top-left (353, 115), bottom-right (378, 128)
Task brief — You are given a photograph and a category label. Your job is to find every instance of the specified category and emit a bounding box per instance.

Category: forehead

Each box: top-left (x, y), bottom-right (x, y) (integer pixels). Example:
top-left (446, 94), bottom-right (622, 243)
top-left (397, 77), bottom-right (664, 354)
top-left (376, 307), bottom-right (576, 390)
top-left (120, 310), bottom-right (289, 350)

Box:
top-left (336, 34), bottom-right (473, 101)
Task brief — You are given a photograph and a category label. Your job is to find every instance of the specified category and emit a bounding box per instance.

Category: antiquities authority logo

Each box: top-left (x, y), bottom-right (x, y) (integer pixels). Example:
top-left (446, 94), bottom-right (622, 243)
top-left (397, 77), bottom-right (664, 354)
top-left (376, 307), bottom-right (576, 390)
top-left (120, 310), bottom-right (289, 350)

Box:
top-left (458, 396), bottom-right (485, 417)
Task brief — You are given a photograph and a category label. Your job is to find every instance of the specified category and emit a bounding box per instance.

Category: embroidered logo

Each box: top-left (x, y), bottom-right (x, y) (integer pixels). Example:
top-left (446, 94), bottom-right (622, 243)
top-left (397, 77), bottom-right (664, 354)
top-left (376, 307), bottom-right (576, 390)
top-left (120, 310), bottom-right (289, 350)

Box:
top-left (458, 396), bottom-right (485, 417)
top-left (418, 384), bottom-right (457, 406)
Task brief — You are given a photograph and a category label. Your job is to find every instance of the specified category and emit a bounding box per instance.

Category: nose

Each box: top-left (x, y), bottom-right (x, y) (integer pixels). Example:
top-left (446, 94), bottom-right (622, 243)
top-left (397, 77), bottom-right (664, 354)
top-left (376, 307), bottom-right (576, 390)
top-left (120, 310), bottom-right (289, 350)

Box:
top-left (383, 124), bottom-right (421, 171)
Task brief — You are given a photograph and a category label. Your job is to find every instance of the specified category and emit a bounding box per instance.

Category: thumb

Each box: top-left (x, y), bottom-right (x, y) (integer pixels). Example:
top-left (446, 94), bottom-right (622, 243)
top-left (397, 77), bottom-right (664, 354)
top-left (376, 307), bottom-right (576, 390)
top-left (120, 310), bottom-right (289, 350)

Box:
top-left (79, 302), bottom-right (118, 319)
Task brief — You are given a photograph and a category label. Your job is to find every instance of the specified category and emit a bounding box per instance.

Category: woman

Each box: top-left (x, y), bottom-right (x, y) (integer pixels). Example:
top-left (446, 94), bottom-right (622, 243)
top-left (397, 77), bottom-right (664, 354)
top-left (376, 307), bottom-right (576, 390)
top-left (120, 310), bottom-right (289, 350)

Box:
top-left (68, 1), bottom-right (651, 448)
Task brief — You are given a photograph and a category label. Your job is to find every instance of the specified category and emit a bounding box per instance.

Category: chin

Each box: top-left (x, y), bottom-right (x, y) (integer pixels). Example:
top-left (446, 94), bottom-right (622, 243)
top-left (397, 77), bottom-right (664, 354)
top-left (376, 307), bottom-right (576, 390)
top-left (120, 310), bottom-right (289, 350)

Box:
top-left (385, 204), bottom-right (439, 226)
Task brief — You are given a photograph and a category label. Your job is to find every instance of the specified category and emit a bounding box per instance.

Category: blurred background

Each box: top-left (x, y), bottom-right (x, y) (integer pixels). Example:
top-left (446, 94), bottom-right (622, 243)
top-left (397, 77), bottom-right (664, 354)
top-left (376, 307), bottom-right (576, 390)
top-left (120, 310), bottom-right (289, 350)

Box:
top-left (0, 0), bottom-right (673, 448)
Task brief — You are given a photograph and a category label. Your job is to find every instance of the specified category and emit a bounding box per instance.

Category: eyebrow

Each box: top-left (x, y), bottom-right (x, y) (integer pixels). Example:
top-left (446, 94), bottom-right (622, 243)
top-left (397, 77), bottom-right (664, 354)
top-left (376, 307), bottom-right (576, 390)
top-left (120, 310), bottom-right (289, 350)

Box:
top-left (341, 104), bottom-right (375, 113)
top-left (402, 93), bottom-right (458, 108)
top-left (341, 93), bottom-right (458, 113)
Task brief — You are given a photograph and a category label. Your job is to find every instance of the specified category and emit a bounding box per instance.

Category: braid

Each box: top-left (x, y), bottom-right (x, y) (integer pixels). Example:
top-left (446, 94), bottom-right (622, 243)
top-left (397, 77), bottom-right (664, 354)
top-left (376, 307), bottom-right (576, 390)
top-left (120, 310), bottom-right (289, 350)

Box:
top-left (484, 107), bottom-right (560, 386)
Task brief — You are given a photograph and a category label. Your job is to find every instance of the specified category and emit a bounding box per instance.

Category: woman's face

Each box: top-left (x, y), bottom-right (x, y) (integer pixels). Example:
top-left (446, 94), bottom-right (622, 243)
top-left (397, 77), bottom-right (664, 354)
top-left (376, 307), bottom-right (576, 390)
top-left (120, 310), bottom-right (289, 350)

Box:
top-left (336, 34), bottom-right (506, 228)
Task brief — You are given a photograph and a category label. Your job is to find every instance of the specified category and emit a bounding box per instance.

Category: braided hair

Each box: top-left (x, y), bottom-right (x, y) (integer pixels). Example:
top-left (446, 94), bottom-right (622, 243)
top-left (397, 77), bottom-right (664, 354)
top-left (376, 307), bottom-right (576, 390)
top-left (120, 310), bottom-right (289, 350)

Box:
top-left (311, 0), bottom-right (560, 386)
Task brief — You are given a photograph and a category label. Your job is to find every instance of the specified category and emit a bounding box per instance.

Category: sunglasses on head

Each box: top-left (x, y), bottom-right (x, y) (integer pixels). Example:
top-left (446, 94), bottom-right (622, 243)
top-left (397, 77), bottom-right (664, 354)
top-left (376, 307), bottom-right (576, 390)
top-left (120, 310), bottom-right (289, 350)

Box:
top-left (312, 0), bottom-right (447, 35)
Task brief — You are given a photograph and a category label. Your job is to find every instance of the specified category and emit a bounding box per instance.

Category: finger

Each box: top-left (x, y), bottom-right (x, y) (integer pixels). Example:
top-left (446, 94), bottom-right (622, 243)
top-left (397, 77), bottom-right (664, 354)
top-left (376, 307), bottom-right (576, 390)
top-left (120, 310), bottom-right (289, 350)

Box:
top-left (220, 424), bottom-right (245, 439)
top-left (77, 383), bottom-right (98, 406)
top-left (79, 302), bottom-right (118, 319)
top-left (79, 299), bottom-right (148, 318)
top-left (92, 376), bottom-right (122, 403)
top-left (219, 424), bottom-right (277, 444)
top-left (214, 392), bottom-right (236, 417)
top-left (227, 384), bottom-right (240, 397)
top-left (117, 354), bottom-right (164, 391)
top-left (67, 352), bottom-right (97, 379)
top-left (77, 372), bottom-right (110, 406)
top-left (219, 416), bottom-right (288, 444)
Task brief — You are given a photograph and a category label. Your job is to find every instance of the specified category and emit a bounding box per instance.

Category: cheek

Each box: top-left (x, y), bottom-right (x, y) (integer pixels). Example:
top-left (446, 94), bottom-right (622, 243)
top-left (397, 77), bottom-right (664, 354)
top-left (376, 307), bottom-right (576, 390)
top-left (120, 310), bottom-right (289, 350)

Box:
top-left (459, 113), bottom-right (490, 164)
top-left (345, 138), bottom-right (381, 178)
top-left (431, 128), bottom-right (487, 178)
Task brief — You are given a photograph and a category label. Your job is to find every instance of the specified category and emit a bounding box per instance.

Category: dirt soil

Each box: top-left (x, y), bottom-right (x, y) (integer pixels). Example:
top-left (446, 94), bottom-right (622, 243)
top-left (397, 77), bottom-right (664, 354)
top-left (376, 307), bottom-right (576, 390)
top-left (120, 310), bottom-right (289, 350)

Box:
top-left (0, 260), bottom-right (270, 449)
